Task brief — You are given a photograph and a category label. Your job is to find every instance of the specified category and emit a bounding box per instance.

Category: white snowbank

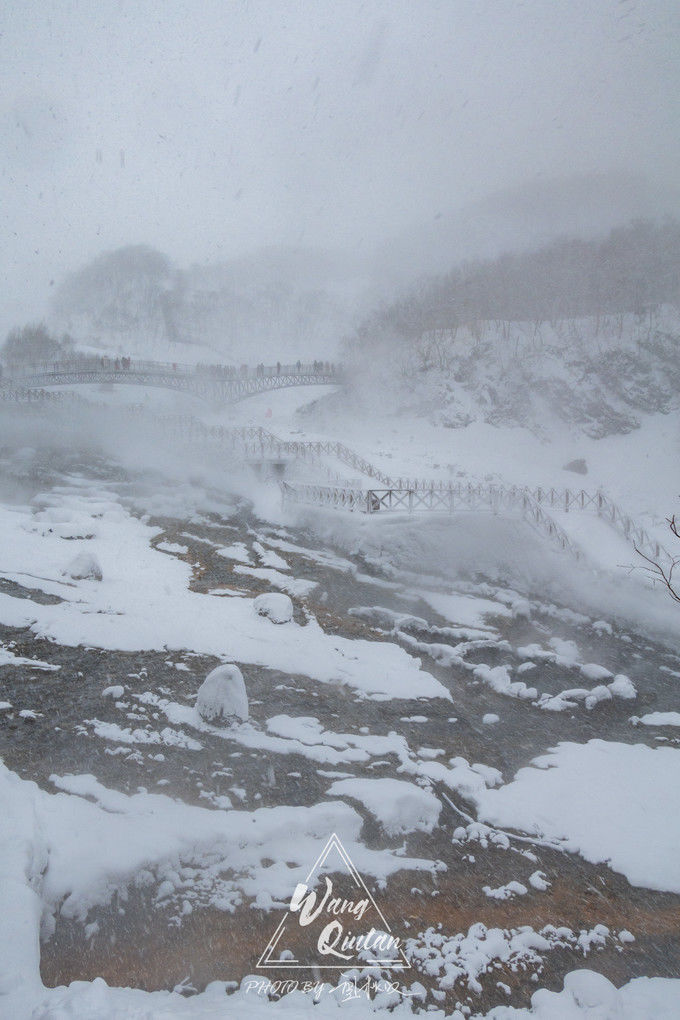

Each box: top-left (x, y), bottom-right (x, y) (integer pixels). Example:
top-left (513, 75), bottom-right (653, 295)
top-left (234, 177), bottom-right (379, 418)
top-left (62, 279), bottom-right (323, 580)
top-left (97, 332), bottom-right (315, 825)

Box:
top-left (157, 541), bottom-right (188, 555)
top-left (486, 969), bottom-right (680, 1019)
top-left (633, 711), bottom-right (680, 727)
top-left (196, 665), bottom-right (248, 722)
top-left (234, 564), bottom-right (317, 596)
top-left (477, 739), bottom-right (680, 892)
top-left (0, 644), bottom-right (59, 671)
top-left (327, 777), bottom-right (442, 835)
top-left (253, 541), bottom-right (289, 571)
top-left (8, 967), bottom-right (680, 1018)
top-left (417, 590), bottom-right (511, 630)
top-left (216, 541), bottom-right (253, 564)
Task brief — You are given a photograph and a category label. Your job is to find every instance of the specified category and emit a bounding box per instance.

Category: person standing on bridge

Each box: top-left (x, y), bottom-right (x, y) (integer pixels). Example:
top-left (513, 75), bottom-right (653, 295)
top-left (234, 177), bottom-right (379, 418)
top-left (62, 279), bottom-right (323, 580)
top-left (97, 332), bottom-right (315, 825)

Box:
top-left (296, 360), bottom-right (301, 373)
top-left (276, 361), bottom-right (281, 375)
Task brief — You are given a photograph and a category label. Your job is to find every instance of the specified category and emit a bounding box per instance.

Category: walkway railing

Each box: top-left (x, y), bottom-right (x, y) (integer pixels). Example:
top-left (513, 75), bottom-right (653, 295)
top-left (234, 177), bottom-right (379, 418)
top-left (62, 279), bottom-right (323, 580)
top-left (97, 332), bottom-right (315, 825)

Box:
top-left (280, 481), bottom-right (581, 557)
top-left (526, 486), bottom-right (667, 564)
top-left (1, 391), bottom-right (670, 567)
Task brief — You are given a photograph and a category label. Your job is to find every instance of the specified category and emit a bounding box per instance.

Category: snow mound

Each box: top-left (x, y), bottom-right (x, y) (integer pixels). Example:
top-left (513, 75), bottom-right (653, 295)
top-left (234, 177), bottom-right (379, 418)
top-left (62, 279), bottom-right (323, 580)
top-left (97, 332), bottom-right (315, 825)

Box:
top-left (327, 776), bottom-right (442, 835)
top-left (62, 552), bottom-right (102, 581)
top-left (483, 880), bottom-right (527, 899)
top-left (632, 711), bottom-right (680, 727)
top-left (196, 665), bottom-right (248, 723)
top-left (253, 592), bottom-right (293, 624)
top-left (486, 968), bottom-right (680, 1019)
top-left (529, 870), bottom-right (551, 891)
top-left (608, 674), bottom-right (637, 699)
top-left (102, 685), bottom-right (124, 699)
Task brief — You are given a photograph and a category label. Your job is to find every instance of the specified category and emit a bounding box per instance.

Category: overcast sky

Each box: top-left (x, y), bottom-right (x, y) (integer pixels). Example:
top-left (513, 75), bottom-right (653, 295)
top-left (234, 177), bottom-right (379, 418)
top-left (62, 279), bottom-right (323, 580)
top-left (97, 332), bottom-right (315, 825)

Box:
top-left (1, 0), bottom-right (679, 327)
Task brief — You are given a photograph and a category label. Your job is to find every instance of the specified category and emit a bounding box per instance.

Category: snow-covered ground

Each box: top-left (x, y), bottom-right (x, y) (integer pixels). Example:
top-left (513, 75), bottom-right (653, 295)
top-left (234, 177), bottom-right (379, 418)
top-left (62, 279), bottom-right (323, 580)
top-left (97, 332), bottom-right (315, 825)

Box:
top-left (1, 378), bottom-right (680, 1017)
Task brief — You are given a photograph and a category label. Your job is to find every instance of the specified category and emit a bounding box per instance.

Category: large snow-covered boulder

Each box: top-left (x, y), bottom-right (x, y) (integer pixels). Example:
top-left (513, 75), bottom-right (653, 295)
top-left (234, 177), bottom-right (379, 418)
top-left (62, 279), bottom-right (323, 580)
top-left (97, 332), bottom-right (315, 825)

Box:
top-left (196, 664), bottom-right (248, 723)
top-left (63, 552), bottom-right (103, 581)
top-left (253, 592), bottom-right (293, 624)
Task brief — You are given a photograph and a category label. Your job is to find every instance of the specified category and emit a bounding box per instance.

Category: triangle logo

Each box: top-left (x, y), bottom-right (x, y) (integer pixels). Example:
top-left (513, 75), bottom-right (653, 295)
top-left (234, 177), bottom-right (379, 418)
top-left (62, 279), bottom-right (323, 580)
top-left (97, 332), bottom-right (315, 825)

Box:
top-left (257, 832), bottom-right (410, 970)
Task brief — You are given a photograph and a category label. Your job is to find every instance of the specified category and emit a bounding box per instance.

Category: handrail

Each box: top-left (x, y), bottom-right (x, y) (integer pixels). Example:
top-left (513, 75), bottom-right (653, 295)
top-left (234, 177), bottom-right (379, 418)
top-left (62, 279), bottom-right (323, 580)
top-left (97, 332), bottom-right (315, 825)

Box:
top-left (280, 481), bottom-right (581, 557)
top-left (5, 357), bottom-right (342, 381)
top-left (2, 391), bottom-right (670, 567)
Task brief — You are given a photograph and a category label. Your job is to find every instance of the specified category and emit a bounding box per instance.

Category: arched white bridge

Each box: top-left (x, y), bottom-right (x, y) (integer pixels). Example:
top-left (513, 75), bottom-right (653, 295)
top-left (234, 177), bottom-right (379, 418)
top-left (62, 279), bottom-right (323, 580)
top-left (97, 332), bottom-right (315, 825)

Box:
top-left (2, 358), bottom-right (342, 403)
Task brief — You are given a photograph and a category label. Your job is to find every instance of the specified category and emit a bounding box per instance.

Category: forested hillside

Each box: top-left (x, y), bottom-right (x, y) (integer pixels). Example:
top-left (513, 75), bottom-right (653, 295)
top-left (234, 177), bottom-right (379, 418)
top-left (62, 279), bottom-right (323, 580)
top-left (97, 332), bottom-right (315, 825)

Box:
top-left (345, 221), bottom-right (680, 437)
top-left (50, 245), bottom-right (366, 364)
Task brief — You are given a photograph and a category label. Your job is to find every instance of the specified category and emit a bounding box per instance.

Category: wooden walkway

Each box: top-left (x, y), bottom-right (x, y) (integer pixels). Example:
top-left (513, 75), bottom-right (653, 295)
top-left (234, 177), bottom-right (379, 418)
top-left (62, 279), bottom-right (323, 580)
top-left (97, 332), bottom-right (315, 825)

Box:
top-left (279, 478), bottom-right (669, 566)
top-left (1, 390), bottom-right (669, 567)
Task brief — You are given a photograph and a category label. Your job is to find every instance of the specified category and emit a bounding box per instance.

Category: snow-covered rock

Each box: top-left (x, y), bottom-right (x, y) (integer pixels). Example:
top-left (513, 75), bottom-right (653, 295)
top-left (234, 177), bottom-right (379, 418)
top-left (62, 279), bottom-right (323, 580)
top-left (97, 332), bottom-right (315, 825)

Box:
top-left (483, 880), bottom-right (528, 900)
top-left (580, 662), bottom-right (613, 682)
top-left (196, 665), bottom-right (248, 723)
top-left (62, 552), bottom-right (102, 581)
top-left (253, 592), bottom-right (293, 624)
top-left (102, 685), bottom-right (124, 699)
top-left (608, 674), bottom-right (636, 699)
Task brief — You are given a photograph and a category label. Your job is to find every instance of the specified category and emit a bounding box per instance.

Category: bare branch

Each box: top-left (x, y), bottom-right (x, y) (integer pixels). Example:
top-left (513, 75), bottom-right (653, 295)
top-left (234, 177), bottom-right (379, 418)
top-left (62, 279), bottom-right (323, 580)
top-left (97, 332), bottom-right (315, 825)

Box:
top-left (635, 515), bottom-right (680, 603)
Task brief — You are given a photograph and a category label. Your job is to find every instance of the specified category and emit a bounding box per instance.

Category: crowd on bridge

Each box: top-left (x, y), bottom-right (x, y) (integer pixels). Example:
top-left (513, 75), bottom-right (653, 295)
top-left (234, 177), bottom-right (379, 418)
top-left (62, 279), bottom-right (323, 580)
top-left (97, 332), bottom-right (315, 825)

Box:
top-left (3, 354), bottom-right (341, 382)
top-left (103, 356), bottom-right (132, 371)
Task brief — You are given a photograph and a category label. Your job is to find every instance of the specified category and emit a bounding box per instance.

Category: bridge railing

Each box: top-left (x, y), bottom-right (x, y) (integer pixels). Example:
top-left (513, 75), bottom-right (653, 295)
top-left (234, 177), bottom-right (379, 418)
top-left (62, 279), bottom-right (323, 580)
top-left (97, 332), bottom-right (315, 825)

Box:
top-left (6, 358), bottom-right (342, 382)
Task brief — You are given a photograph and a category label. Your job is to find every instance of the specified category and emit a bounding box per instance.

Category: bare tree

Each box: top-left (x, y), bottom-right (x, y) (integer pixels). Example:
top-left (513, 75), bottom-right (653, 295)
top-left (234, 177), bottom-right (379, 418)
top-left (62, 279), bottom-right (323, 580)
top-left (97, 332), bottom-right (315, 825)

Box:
top-left (2, 323), bottom-right (63, 371)
top-left (635, 516), bottom-right (680, 603)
